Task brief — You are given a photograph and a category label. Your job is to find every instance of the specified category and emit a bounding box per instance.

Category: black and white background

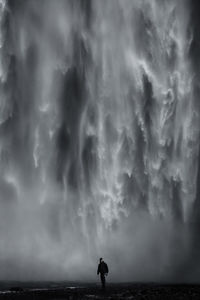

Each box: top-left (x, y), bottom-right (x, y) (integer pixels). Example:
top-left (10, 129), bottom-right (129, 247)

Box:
top-left (0, 0), bottom-right (200, 283)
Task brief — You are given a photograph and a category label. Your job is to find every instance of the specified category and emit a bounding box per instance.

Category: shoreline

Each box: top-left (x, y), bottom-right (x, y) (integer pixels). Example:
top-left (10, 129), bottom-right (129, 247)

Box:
top-left (0, 283), bottom-right (200, 299)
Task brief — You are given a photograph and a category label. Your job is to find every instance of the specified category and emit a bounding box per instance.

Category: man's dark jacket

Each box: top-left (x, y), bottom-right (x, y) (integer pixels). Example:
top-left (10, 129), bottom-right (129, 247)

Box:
top-left (97, 261), bottom-right (109, 275)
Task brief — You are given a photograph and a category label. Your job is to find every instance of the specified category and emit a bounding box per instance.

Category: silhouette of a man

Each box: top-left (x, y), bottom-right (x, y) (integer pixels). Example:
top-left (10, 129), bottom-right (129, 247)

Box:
top-left (97, 258), bottom-right (109, 289)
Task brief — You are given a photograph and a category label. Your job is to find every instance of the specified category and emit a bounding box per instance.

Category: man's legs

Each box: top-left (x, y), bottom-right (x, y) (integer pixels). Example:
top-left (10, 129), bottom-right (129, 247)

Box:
top-left (100, 273), bottom-right (105, 289)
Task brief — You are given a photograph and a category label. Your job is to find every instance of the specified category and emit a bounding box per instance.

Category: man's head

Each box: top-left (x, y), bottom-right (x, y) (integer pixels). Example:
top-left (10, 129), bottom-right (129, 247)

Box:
top-left (100, 257), bottom-right (103, 263)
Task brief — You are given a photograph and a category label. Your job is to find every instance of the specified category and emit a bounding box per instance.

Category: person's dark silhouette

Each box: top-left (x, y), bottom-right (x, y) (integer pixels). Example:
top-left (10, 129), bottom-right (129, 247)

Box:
top-left (97, 258), bottom-right (109, 289)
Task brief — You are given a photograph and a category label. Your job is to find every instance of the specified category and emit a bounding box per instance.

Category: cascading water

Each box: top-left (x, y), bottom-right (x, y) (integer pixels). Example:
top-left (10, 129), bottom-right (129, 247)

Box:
top-left (0, 0), bottom-right (200, 281)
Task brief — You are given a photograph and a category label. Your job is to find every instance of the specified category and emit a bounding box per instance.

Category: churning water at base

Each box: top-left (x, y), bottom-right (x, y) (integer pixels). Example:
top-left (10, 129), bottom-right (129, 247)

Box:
top-left (0, 0), bottom-right (200, 282)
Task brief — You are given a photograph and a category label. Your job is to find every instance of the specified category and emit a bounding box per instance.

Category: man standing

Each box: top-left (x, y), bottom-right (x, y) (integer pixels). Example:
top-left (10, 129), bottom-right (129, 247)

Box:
top-left (97, 258), bottom-right (109, 289)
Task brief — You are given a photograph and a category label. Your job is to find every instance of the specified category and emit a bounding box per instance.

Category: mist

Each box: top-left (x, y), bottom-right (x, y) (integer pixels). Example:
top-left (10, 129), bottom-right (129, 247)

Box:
top-left (0, 0), bottom-right (200, 282)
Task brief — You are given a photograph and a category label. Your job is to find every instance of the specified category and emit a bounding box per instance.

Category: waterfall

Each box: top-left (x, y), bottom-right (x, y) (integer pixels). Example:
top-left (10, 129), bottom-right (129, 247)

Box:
top-left (0, 0), bottom-right (199, 281)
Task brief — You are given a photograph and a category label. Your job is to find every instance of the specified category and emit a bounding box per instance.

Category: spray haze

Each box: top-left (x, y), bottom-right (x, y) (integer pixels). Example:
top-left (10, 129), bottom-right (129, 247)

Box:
top-left (0, 0), bottom-right (199, 282)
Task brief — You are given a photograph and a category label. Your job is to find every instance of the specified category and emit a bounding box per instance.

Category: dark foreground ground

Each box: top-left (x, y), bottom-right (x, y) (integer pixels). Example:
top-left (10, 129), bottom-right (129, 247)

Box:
top-left (1, 282), bottom-right (200, 299)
